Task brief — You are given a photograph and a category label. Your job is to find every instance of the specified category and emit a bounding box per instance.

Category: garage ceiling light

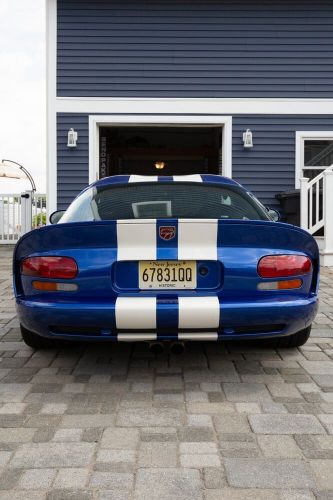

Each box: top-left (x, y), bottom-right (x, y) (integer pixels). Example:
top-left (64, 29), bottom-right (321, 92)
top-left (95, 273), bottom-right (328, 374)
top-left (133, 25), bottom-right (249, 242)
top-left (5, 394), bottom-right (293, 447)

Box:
top-left (154, 161), bottom-right (166, 170)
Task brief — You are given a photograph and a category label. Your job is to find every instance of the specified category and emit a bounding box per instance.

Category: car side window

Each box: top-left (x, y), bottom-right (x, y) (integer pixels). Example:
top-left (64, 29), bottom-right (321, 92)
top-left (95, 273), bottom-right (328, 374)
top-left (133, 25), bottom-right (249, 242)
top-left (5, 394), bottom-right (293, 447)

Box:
top-left (60, 188), bottom-right (95, 223)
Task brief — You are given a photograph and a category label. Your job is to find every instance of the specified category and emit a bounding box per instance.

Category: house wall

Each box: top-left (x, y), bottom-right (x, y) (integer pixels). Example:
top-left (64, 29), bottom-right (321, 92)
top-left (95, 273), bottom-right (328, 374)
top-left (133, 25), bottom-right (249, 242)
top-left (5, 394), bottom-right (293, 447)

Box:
top-left (57, 114), bottom-right (333, 210)
top-left (232, 116), bottom-right (333, 205)
top-left (53, 0), bottom-right (333, 213)
top-left (57, 0), bottom-right (333, 98)
top-left (57, 114), bottom-right (89, 208)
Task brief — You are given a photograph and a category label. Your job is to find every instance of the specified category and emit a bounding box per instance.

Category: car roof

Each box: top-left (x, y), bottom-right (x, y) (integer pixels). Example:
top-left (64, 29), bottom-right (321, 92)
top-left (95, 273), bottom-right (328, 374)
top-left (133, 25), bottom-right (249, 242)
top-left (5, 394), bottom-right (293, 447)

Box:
top-left (91, 174), bottom-right (241, 189)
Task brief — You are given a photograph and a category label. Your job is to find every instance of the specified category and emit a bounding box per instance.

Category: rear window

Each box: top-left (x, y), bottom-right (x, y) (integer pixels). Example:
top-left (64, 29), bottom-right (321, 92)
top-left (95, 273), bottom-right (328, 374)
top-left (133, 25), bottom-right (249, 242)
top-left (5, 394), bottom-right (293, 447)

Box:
top-left (60, 183), bottom-right (269, 223)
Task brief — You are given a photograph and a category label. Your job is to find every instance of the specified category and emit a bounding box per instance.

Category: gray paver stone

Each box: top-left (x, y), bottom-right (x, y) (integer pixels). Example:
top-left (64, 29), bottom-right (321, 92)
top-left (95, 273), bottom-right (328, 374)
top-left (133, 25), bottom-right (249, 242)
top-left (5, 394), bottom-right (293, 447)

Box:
top-left (134, 468), bottom-right (203, 500)
top-left (224, 458), bottom-right (315, 488)
top-left (223, 383), bottom-right (272, 402)
top-left (117, 408), bottom-right (184, 426)
top-left (9, 442), bottom-right (95, 468)
top-left (249, 414), bottom-right (326, 434)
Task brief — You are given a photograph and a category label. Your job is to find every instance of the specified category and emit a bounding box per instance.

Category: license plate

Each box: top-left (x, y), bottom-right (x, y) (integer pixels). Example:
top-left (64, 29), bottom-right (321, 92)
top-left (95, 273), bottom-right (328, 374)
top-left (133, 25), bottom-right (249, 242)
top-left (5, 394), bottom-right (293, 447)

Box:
top-left (139, 261), bottom-right (196, 289)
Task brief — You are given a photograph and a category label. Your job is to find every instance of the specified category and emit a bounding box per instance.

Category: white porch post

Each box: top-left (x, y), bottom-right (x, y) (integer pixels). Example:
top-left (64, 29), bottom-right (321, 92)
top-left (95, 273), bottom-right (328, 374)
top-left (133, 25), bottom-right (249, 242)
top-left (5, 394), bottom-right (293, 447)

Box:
top-left (20, 191), bottom-right (33, 235)
top-left (300, 177), bottom-right (309, 230)
top-left (323, 170), bottom-right (333, 257)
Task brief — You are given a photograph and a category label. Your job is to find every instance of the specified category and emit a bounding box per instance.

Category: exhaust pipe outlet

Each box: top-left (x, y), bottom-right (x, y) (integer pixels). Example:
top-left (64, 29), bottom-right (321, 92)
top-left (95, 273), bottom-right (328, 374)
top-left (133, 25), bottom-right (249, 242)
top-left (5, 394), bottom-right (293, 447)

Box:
top-left (170, 341), bottom-right (185, 355)
top-left (149, 342), bottom-right (165, 355)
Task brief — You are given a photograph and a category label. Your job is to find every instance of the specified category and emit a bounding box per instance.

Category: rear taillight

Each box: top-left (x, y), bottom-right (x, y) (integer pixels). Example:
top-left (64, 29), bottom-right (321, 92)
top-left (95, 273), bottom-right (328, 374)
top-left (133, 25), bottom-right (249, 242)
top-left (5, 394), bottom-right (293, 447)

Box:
top-left (258, 255), bottom-right (312, 278)
top-left (21, 256), bottom-right (78, 279)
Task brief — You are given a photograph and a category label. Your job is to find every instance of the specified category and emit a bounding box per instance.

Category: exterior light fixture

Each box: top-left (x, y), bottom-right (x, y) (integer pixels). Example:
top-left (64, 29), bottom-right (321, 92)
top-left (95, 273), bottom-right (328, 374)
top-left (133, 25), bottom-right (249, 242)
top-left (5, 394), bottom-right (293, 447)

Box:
top-left (154, 161), bottom-right (166, 170)
top-left (243, 129), bottom-right (253, 148)
top-left (67, 128), bottom-right (78, 148)
top-left (0, 159), bottom-right (36, 191)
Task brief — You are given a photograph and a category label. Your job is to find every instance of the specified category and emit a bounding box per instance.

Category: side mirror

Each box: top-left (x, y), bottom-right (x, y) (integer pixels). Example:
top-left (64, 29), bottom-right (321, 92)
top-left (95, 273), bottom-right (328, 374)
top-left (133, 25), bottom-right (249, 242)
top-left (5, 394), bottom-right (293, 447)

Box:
top-left (266, 207), bottom-right (280, 222)
top-left (49, 210), bottom-right (65, 224)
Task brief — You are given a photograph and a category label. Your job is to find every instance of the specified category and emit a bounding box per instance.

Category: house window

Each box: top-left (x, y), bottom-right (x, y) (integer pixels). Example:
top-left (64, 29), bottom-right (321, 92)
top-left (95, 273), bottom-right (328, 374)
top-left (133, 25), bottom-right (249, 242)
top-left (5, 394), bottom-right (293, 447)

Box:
top-left (304, 139), bottom-right (333, 181)
top-left (302, 137), bottom-right (333, 181)
top-left (296, 132), bottom-right (333, 187)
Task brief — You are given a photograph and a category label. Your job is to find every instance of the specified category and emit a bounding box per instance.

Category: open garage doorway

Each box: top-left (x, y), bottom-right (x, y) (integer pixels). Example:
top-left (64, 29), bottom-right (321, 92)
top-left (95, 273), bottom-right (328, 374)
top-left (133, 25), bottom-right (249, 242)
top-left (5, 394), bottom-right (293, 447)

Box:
top-left (99, 126), bottom-right (222, 177)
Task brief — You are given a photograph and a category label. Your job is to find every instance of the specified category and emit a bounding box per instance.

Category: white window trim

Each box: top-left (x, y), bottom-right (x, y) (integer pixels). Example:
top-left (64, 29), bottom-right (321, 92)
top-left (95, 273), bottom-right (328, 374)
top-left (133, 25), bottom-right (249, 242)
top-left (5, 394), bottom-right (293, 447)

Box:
top-left (88, 115), bottom-right (232, 184)
top-left (295, 131), bottom-right (333, 188)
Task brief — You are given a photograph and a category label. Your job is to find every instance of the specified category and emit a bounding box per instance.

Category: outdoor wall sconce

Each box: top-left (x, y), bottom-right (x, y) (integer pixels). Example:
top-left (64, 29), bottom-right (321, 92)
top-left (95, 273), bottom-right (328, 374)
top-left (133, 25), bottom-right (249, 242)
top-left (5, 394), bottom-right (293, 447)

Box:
top-left (67, 128), bottom-right (78, 148)
top-left (243, 129), bottom-right (253, 148)
top-left (154, 161), bottom-right (166, 170)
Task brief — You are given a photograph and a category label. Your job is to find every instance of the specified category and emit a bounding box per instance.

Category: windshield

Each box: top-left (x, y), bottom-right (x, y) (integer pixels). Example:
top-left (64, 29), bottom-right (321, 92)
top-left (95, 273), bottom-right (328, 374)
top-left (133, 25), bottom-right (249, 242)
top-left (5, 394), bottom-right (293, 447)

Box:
top-left (60, 183), bottom-right (270, 222)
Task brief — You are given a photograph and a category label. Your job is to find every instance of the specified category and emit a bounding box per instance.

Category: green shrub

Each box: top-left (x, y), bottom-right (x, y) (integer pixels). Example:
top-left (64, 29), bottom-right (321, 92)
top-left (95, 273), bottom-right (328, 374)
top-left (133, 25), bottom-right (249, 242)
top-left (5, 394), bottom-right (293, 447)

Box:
top-left (32, 212), bottom-right (47, 227)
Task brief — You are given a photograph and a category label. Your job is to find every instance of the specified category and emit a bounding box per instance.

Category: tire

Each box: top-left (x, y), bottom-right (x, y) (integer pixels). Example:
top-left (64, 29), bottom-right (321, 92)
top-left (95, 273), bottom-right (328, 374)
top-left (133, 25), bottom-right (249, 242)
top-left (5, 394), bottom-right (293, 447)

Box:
top-left (20, 325), bottom-right (65, 349)
top-left (274, 325), bottom-right (312, 348)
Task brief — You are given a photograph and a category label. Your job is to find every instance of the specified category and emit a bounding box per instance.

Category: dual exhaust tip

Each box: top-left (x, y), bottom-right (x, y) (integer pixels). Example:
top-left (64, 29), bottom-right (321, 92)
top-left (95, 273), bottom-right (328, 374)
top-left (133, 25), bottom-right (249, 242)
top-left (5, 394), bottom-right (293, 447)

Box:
top-left (149, 341), bottom-right (185, 355)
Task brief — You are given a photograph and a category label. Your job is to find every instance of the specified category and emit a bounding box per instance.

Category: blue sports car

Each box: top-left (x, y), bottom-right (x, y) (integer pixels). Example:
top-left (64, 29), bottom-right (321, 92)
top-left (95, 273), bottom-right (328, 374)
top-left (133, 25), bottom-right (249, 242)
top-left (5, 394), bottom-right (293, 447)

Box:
top-left (13, 174), bottom-right (319, 351)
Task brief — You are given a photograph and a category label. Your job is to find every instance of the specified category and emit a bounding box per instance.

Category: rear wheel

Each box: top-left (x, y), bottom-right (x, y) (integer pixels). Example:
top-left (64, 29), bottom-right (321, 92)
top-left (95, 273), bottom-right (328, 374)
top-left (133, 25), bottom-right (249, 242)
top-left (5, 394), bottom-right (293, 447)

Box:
top-left (20, 325), bottom-right (65, 349)
top-left (274, 325), bottom-right (312, 348)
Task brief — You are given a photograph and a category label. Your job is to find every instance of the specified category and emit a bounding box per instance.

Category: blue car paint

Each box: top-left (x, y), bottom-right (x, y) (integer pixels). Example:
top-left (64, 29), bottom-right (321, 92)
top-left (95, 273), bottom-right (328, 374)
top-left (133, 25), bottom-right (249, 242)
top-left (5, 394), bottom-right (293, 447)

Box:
top-left (16, 295), bottom-right (317, 342)
top-left (13, 176), bottom-right (319, 342)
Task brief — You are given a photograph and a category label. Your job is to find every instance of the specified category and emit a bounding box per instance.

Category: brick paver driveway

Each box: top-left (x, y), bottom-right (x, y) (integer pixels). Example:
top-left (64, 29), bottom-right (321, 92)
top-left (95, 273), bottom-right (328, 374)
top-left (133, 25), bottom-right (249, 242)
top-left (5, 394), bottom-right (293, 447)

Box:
top-left (0, 245), bottom-right (333, 500)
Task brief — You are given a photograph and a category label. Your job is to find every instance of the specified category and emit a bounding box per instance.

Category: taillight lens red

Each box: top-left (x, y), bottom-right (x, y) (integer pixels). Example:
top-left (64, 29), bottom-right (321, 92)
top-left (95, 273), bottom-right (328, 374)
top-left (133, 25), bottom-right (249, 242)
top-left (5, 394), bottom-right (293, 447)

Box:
top-left (258, 255), bottom-right (312, 278)
top-left (21, 256), bottom-right (78, 279)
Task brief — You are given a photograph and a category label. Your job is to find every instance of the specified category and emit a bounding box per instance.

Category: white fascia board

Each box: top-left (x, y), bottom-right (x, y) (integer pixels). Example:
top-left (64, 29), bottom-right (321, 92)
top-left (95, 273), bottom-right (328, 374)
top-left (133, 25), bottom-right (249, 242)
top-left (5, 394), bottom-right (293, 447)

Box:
top-left (56, 97), bottom-right (333, 115)
top-left (46, 0), bottom-right (57, 216)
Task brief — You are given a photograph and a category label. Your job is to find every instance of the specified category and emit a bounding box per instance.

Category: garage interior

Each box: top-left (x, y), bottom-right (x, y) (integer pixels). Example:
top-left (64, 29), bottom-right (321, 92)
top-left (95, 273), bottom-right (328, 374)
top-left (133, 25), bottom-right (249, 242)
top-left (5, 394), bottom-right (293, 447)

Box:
top-left (99, 126), bottom-right (222, 177)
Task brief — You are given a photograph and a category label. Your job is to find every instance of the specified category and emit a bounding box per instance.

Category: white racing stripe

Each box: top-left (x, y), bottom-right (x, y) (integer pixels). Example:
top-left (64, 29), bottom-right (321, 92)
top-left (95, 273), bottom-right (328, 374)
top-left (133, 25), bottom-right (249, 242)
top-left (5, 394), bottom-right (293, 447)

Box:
top-left (178, 219), bottom-right (218, 260)
top-left (116, 297), bottom-right (157, 330)
top-left (118, 333), bottom-right (157, 341)
top-left (128, 175), bottom-right (158, 182)
top-left (173, 174), bottom-right (203, 182)
top-left (178, 332), bottom-right (218, 341)
top-left (117, 220), bottom-right (156, 260)
top-left (178, 296), bottom-right (220, 329)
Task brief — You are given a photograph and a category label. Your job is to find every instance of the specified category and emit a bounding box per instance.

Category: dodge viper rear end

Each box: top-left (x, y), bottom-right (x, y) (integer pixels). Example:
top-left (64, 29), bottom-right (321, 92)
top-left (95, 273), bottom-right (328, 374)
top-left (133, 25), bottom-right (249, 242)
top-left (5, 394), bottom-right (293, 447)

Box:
top-left (13, 175), bottom-right (319, 349)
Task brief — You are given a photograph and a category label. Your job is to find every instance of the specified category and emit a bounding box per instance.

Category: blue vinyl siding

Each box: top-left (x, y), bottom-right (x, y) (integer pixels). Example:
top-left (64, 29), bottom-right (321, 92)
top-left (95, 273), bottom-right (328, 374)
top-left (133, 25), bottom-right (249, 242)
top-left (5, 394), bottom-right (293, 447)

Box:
top-left (57, 114), bottom-right (89, 209)
top-left (232, 116), bottom-right (333, 207)
top-left (56, 113), bottom-right (333, 211)
top-left (57, 0), bottom-right (333, 98)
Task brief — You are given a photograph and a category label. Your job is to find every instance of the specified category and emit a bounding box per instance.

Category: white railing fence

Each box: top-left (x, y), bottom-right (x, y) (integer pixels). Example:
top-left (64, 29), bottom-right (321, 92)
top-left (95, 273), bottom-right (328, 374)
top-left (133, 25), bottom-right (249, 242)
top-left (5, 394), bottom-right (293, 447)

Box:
top-left (32, 193), bottom-right (47, 229)
top-left (0, 192), bottom-right (47, 244)
top-left (0, 194), bottom-right (22, 243)
top-left (300, 165), bottom-right (333, 266)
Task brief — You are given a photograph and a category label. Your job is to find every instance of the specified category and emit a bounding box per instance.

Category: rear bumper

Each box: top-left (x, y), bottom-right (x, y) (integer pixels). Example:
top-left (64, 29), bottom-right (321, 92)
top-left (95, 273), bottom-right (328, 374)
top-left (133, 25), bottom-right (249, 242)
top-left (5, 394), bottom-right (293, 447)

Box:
top-left (16, 294), bottom-right (318, 342)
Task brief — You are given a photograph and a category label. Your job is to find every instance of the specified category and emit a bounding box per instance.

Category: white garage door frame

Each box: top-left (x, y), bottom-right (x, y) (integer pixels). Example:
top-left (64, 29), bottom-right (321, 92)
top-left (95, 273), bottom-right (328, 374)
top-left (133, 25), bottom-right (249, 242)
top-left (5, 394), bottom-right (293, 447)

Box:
top-left (88, 115), bottom-right (233, 185)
